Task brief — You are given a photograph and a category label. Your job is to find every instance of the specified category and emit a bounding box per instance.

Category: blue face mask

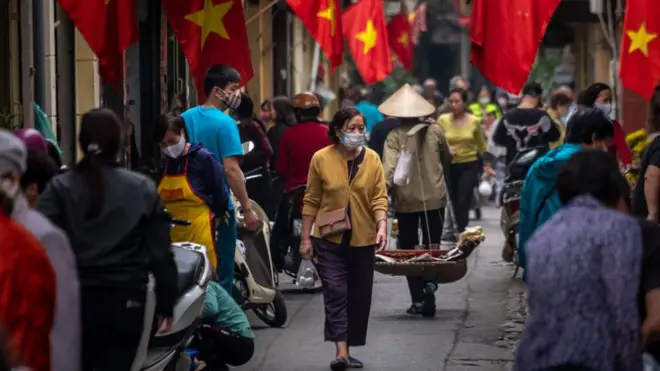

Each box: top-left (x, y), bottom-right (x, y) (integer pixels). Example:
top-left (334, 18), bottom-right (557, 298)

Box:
top-left (560, 115), bottom-right (568, 125)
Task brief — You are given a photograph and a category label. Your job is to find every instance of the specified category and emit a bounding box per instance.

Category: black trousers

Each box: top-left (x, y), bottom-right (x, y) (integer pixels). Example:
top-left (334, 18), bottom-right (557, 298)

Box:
top-left (81, 287), bottom-right (146, 371)
top-left (396, 208), bottom-right (444, 303)
top-left (194, 324), bottom-right (255, 368)
top-left (449, 160), bottom-right (480, 232)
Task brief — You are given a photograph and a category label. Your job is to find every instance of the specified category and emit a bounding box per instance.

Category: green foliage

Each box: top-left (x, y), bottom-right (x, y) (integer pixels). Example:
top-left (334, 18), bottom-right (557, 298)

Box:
top-left (0, 107), bottom-right (19, 131)
top-left (374, 67), bottom-right (418, 96)
top-left (528, 53), bottom-right (562, 99)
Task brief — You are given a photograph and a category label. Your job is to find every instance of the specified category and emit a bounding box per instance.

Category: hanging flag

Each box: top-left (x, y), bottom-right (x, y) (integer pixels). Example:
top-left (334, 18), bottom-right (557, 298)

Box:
top-left (342, 0), bottom-right (392, 85)
top-left (388, 13), bottom-right (414, 71)
top-left (469, 0), bottom-right (560, 94)
top-left (286, 0), bottom-right (343, 71)
top-left (409, 2), bottom-right (427, 45)
top-left (619, 0), bottom-right (660, 100)
top-left (162, 0), bottom-right (254, 101)
top-left (58, 0), bottom-right (138, 89)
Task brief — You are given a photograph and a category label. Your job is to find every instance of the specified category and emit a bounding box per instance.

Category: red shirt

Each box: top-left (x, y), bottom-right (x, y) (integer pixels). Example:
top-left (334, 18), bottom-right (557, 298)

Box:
top-left (276, 121), bottom-right (332, 192)
top-left (0, 211), bottom-right (55, 371)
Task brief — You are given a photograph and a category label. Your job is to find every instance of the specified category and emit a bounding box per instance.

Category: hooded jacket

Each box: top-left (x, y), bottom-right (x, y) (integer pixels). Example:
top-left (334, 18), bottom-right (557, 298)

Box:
top-left (518, 143), bottom-right (582, 276)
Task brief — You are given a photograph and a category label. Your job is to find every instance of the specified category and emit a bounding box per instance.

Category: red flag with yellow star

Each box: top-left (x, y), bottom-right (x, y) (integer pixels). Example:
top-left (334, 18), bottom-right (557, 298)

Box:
top-left (57, 0), bottom-right (138, 89)
top-left (341, 0), bottom-right (391, 85)
top-left (286, 0), bottom-right (343, 71)
top-left (162, 0), bottom-right (254, 101)
top-left (387, 13), bottom-right (414, 71)
top-left (619, 0), bottom-right (660, 100)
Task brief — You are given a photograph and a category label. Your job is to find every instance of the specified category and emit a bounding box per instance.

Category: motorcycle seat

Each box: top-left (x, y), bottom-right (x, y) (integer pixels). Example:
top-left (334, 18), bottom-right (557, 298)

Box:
top-left (173, 247), bottom-right (204, 296)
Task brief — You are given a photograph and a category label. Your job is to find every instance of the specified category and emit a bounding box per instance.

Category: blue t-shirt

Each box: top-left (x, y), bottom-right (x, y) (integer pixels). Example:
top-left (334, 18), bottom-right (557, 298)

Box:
top-left (182, 106), bottom-right (243, 210)
top-left (356, 100), bottom-right (384, 133)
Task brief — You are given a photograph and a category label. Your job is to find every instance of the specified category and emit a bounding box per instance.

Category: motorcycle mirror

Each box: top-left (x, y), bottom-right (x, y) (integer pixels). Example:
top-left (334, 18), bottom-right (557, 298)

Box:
top-left (242, 141), bottom-right (255, 154)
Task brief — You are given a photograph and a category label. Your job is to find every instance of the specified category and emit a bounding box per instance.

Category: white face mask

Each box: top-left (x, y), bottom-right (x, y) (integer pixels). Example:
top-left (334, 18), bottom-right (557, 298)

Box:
top-left (479, 97), bottom-right (490, 105)
top-left (0, 178), bottom-right (19, 200)
top-left (595, 103), bottom-right (612, 117)
top-left (163, 136), bottom-right (186, 158)
top-left (341, 132), bottom-right (366, 150)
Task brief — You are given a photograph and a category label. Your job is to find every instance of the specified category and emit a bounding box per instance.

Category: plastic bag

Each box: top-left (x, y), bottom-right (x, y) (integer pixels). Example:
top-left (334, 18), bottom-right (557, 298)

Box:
top-left (296, 259), bottom-right (319, 289)
top-left (393, 151), bottom-right (412, 186)
top-left (478, 180), bottom-right (493, 197)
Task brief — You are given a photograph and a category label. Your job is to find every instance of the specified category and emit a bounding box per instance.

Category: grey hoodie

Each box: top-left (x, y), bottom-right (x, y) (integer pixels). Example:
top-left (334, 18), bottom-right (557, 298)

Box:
top-left (12, 194), bottom-right (80, 371)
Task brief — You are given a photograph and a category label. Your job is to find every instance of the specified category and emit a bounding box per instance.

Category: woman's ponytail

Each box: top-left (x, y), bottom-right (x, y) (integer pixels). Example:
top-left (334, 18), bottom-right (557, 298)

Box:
top-left (76, 108), bottom-right (122, 220)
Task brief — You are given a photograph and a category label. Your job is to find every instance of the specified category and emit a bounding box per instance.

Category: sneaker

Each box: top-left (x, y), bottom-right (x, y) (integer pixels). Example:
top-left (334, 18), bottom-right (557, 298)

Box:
top-left (406, 303), bottom-right (424, 315)
top-left (422, 282), bottom-right (437, 317)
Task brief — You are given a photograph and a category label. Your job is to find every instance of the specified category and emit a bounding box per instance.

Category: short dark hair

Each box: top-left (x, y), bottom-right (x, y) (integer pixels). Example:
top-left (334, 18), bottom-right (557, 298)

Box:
top-left (564, 106), bottom-right (614, 144)
top-left (328, 107), bottom-right (363, 144)
top-left (556, 150), bottom-right (626, 207)
top-left (203, 64), bottom-right (241, 97)
top-left (235, 93), bottom-right (254, 119)
top-left (576, 83), bottom-right (611, 107)
top-left (448, 88), bottom-right (468, 103)
top-left (154, 113), bottom-right (187, 143)
top-left (549, 91), bottom-right (573, 109)
top-left (20, 149), bottom-right (57, 194)
top-left (522, 82), bottom-right (543, 98)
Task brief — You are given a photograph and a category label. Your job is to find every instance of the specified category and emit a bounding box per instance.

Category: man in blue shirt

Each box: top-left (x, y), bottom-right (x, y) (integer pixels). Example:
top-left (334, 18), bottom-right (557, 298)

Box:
top-left (182, 64), bottom-right (259, 293)
top-left (353, 86), bottom-right (384, 133)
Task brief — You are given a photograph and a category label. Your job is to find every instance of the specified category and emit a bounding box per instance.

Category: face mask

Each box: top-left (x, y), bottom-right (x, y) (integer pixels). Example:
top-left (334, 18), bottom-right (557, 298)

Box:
top-left (0, 178), bottom-right (19, 200)
top-left (341, 132), bottom-right (366, 150)
top-left (560, 115), bottom-right (568, 125)
top-left (479, 97), bottom-right (490, 105)
top-left (259, 112), bottom-right (273, 122)
top-left (163, 136), bottom-right (186, 158)
top-left (223, 90), bottom-right (242, 111)
top-left (595, 103), bottom-right (612, 116)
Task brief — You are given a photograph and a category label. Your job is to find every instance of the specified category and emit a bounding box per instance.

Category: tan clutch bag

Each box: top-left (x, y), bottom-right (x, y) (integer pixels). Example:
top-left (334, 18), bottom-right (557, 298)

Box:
top-left (317, 208), bottom-right (352, 238)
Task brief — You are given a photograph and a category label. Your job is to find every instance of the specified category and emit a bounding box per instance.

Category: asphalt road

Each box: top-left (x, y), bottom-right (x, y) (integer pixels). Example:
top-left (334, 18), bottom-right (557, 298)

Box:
top-left (238, 206), bottom-right (526, 371)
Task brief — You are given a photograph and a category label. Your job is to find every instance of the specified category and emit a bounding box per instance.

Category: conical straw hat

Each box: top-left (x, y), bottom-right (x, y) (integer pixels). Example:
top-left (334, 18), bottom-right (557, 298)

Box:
top-left (378, 84), bottom-right (437, 118)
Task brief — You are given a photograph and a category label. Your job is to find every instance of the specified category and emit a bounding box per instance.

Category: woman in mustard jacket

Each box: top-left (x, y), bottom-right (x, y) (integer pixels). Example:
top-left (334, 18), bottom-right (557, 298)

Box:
top-left (300, 107), bottom-right (388, 371)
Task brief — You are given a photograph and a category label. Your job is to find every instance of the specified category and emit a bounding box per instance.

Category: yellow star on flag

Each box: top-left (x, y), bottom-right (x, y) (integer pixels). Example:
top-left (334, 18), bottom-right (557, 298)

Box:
top-left (317, 1), bottom-right (336, 37)
top-left (356, 20), bottom-right (377, 54)
top-left (185, 0), bottom-right (233, 48)
top-left (106, 0), bottom-right (110, 4)
top-left (408, 13), bottom-right (415, 23)
top-left (627, 22), bottom-right (658, 57)
top-left (397, 32), bottom-right (409, 47)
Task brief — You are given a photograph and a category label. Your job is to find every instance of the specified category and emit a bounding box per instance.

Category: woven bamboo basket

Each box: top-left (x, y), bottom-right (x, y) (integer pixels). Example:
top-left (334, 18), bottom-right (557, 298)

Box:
top-left (374, 249), bottom-right (468, 284)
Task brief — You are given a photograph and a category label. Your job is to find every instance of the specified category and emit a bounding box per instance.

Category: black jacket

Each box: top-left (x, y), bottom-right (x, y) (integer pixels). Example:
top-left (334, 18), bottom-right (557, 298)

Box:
top-left (38, 167), bottom-right (178, 316)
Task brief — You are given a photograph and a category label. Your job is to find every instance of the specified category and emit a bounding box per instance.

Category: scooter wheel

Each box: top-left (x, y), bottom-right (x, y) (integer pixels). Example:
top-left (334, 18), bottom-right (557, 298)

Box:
top-left (253, 290), bottom-right (288, 328)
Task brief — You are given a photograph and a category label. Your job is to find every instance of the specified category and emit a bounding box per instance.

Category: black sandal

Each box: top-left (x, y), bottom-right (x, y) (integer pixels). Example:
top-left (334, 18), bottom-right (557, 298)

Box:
top-left (330, 357), bottom-right (349, 371)
top-left (348, 356), bottom-right (364, 368)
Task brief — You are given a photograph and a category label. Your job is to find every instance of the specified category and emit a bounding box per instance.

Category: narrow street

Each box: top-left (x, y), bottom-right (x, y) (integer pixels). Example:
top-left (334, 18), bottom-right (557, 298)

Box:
top-left (239, 207), bottom-right (526, 371)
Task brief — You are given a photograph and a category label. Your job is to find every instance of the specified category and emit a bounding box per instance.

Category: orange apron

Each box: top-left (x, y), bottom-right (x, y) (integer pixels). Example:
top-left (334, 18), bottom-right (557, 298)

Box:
top-left (157, 158), bottom-right (217, 269)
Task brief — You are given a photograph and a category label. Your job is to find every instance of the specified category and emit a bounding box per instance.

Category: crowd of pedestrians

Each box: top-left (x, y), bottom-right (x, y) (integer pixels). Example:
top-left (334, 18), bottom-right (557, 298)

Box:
top-left (3, 62), bottom-right (660, 371)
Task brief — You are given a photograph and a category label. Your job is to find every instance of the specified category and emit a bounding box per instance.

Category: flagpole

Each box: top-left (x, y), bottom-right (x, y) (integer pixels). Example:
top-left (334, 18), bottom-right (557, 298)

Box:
top-left (310, 43), bottom-right (321, 91)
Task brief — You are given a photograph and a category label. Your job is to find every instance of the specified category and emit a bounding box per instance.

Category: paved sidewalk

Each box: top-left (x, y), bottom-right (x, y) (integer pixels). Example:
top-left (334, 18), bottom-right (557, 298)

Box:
top-left (239, 206), bottom-right (526, 371)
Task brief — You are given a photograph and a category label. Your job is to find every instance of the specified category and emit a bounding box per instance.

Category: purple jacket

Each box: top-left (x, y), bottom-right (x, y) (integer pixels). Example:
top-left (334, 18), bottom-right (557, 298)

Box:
top-left (517, 195), bottom-right (644, 371)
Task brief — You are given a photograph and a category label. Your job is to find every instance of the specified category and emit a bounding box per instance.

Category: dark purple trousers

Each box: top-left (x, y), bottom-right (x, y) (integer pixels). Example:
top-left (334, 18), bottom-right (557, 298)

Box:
top-left (312, 237), bottom-right (375, 346)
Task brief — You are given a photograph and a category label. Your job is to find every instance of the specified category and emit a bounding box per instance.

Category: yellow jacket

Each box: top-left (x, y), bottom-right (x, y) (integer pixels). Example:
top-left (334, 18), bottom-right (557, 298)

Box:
top-left (302, 145), bottom-right (388, 247)
top-left (468, 102), bottom-right (502, 120)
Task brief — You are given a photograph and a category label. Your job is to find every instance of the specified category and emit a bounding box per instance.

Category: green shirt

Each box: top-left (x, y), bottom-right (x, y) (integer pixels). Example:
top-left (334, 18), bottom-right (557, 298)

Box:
top-left (202, 281), bottom-right (254, 338)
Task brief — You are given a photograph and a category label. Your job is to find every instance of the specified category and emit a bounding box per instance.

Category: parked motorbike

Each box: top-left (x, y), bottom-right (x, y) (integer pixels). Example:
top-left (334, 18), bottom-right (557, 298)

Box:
top-left (231, 142), bottom-right (288, 328)
top-left (134, 218), bottom-right (212, 371)
top-left (499, 146), bottom-right (548, 278)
